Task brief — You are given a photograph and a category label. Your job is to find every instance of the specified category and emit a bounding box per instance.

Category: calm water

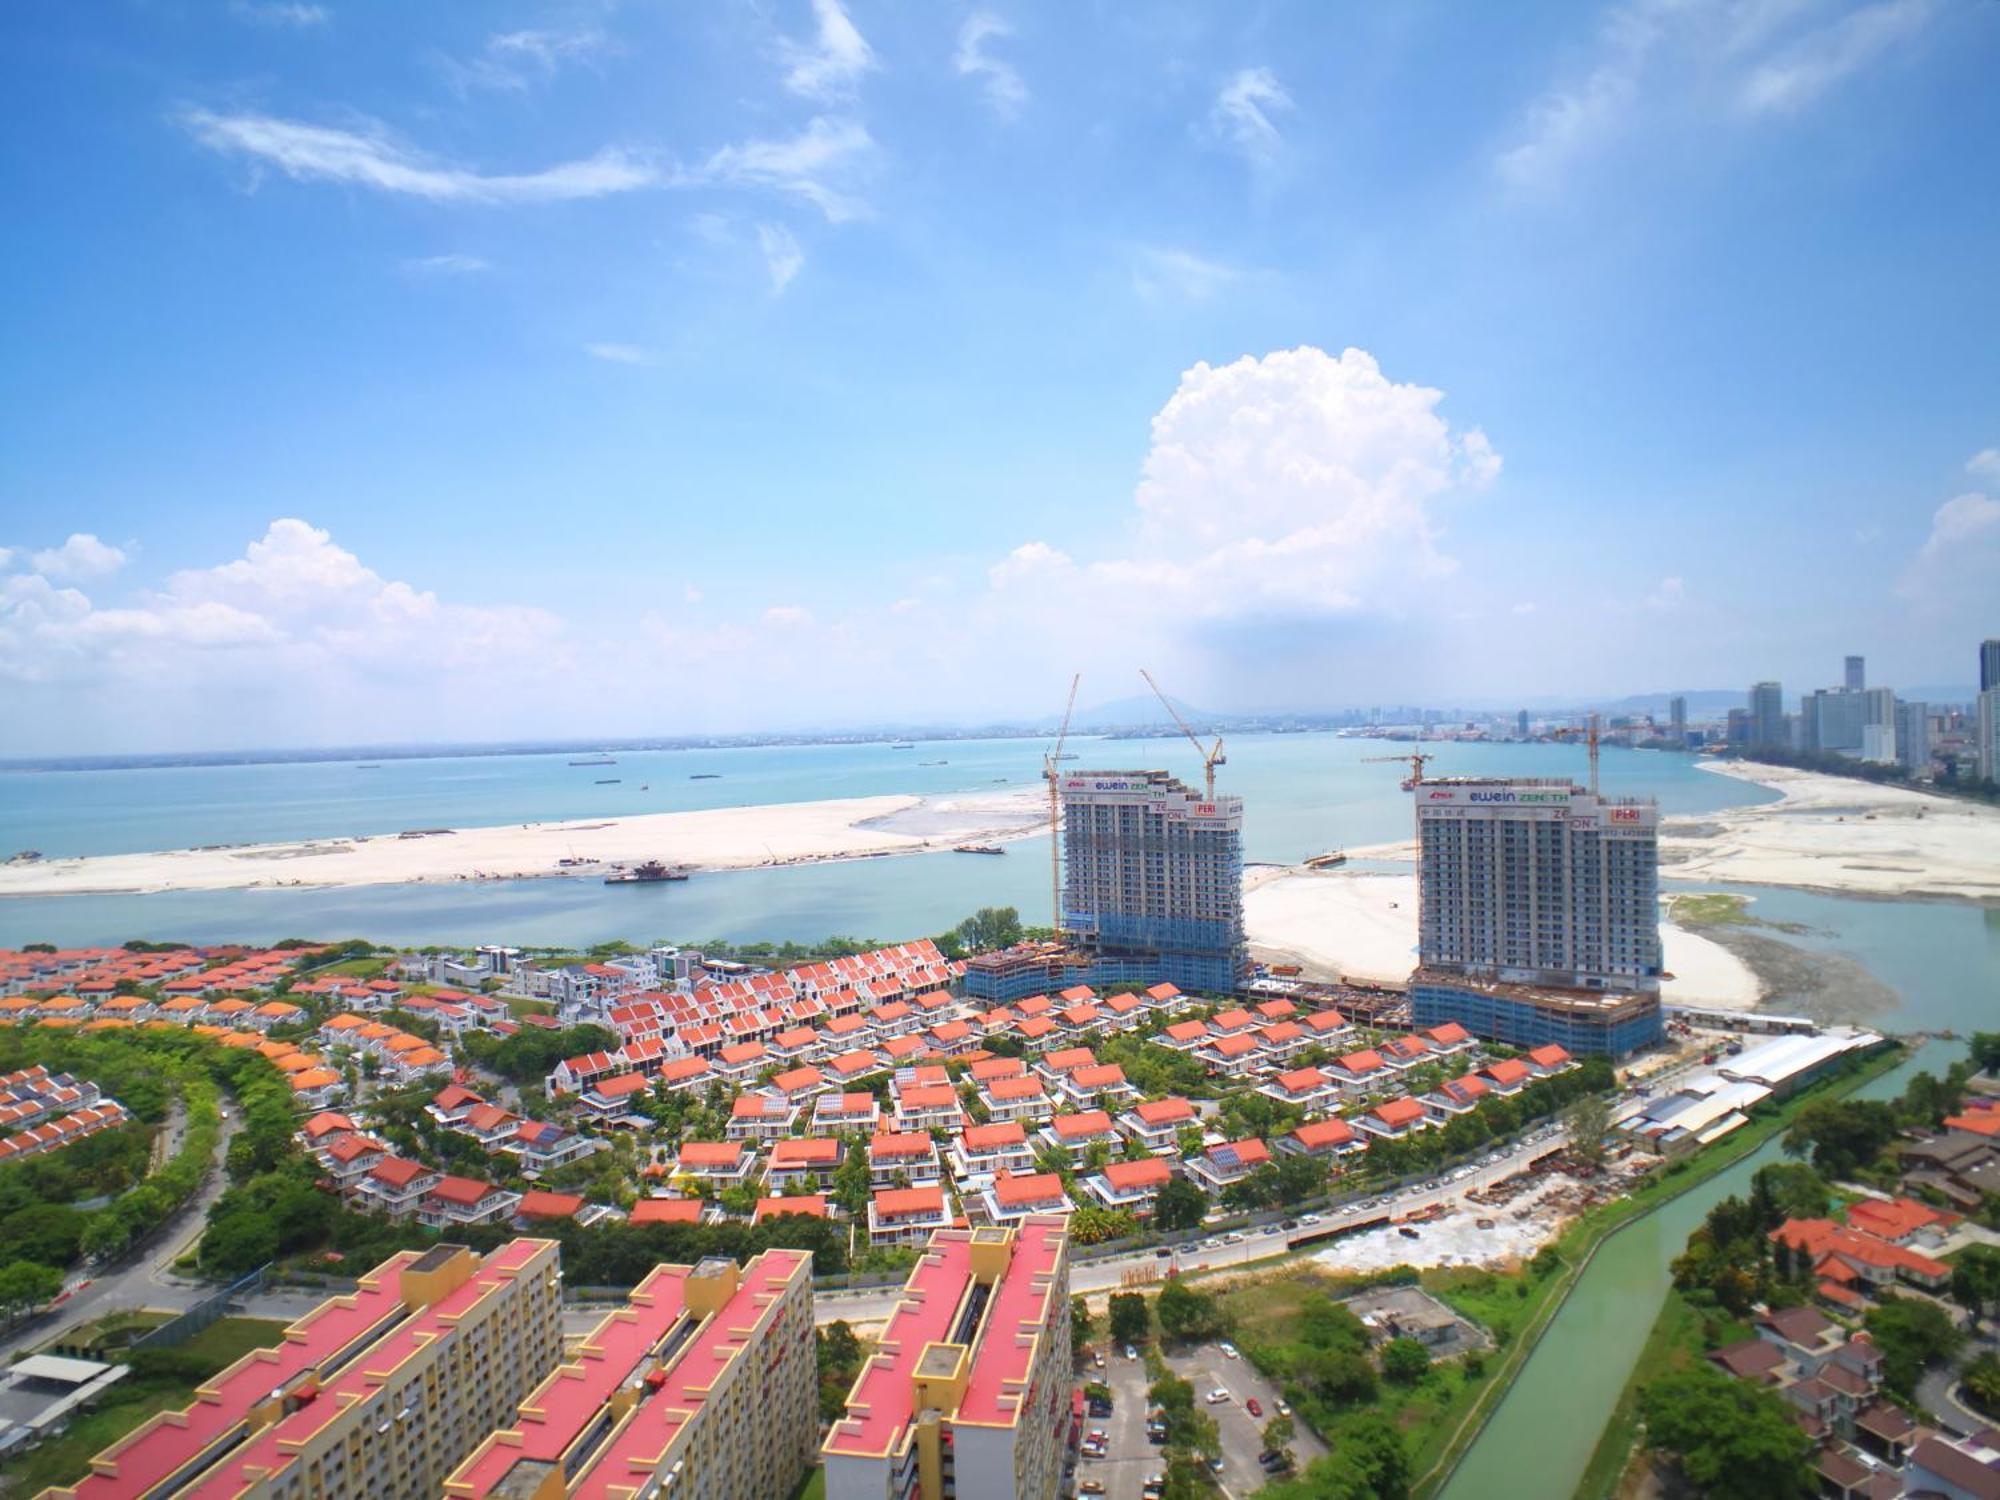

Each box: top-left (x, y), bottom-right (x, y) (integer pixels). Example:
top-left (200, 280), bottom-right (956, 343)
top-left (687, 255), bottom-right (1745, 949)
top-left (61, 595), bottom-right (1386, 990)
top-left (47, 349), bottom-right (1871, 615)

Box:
top-left (1439, 1039), bottom-right (1956, 1500)
top-left (0, 735), bottom-right (1760, 862)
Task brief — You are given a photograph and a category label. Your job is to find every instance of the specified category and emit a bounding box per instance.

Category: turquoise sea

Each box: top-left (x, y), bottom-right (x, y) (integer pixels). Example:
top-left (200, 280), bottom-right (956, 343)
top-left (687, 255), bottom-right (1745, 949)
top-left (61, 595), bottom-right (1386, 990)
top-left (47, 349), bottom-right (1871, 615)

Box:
top-left (1, 734), bottom-right (1992, 1036)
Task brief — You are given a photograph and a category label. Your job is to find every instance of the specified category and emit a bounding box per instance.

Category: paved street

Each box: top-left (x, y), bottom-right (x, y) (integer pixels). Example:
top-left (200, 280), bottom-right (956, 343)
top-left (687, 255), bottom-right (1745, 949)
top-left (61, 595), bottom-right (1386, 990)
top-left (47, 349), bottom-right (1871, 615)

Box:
top-left (1163, 1341), bottom-right (1326, 1496)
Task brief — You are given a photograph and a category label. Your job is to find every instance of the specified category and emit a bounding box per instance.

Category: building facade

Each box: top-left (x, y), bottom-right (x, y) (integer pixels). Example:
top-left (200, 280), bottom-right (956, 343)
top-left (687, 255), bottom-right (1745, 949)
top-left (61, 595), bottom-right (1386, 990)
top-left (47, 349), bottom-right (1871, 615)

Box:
top-left (50, 1240), bottom-right (564, 1500)
top-left (1057, 770), bottom-right (1245, 994)
top-left (1409, 777), bottom-right (1663, 1057)
top-left (1749, 680), bottom-right (1786, 748)
top-left (823, 1219), bottom-right (1072, 1500)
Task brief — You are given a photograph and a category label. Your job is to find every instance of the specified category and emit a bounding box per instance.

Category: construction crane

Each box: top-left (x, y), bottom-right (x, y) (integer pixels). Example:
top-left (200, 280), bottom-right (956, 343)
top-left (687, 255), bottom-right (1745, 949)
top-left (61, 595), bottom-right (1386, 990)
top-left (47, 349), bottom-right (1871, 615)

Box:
top-left (1550, 713), bottom-right (1604, 796)
top-left (1362, 751), bottom-right (1435, 792)
top-left (1139, 669), bottom-right (1225, 800)
top-left (1043, 674), bottom-right (1081, 931)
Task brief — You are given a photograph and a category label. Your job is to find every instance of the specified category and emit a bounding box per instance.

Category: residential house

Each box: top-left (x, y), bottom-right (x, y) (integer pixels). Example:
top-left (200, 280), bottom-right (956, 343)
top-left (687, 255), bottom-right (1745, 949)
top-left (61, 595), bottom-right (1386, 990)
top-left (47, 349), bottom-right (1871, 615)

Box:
top-left (1282, 1118), bottom-right (1366, 1161)
top-left (727, 1093), bottom-right (802, 1141)
top-left (980, 1171), bottom-right (1072, 1226)
top-left (1039, 1110), bottom-right (1120, 1166)
top-left (812, 1092), bottom-right (881, 1134)
top-left (949, 1121), bottom-right (1035, 1181)
top-left (867, 1184), bottom-right (952, 1247)
top-left (418, 1176), bottom-right (521, 1229)
top-left (767, 1137), bottom-right (844, 1194)
top-left (1358, 1097), bottom-right (1430, 1138)
top-left (673, 1140), bottom-right (758, 1194)
top-left (1183, 1138), bottom-right (1272, 1195)
top-left (1082, 1155), bottom-right (1174, 1215)
top-left (1119, 1096), bottom-right (1195, 1156)
top-left (867, 1132), bottom-right (941, 1190)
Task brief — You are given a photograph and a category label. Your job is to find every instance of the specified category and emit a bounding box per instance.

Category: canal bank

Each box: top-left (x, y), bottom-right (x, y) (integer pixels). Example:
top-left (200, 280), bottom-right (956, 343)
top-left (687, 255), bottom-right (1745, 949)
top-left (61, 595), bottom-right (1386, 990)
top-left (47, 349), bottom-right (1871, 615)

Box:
top-left (1427, 1038), bottom-right (1953, 1500)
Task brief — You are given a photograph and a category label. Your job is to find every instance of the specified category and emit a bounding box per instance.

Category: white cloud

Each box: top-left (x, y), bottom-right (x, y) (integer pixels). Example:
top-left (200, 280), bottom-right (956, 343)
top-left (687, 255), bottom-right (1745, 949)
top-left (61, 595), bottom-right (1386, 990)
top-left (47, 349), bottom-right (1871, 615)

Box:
top-left (692, 117), bottom-right (876, 222)
top-left (1498, 0), bottom-right (1941, 191)
top-left (1898, 489), bottom-right (2000, 621)
top-left (1132, 247), bottom-right (1238, 302)
top-left (1740, 0), bottom-right (1932, 113)
top-left (762, 604), bottom-right (815, 628)
top-left (400, 253), bottom-right (490, 275)
top-left (1511, 601), bottom-right (1539, 616)
top-left (439, 27), bottom-right (616, 95)
top-left (231, 2), bottom-right (328, 28)
top-left (0, 520), bottom-right (563, 701)
top-left (1647, 575), bottom-right (1687, 609)
top-left (779, 0), bottom-right (877, 101)
top-left (178, 109), bottom-right (660, 204)
top-left (584, 343), bottom-right (655, 365)
top-left (956, 14), bottom-right (1027, 118)
top-left (757, 223), bottom-right (805, 293)
top-left (1965, 448), bottom-right (2000, 485)
top-left (30, 534), bottom-right (128, 580)
top-left (1208, 67), bottom-right (1293, 167)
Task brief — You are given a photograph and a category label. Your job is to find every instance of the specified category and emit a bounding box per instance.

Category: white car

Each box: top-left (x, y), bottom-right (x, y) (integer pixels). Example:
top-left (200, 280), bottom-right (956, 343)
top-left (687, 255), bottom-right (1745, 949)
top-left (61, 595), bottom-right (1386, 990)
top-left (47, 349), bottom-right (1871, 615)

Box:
top-left (1218, 1341), bottom-right (1238, 1359)
top-left (1300, 1213), bottom-right (1322, 1225)
top-left (1205, 1388), bottom-right (1232, 1404)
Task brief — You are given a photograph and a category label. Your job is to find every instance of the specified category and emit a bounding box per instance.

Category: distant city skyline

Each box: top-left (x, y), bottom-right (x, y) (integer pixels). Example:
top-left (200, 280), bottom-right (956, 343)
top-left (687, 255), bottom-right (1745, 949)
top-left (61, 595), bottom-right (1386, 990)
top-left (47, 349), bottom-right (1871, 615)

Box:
top-left (3, 3), bottom-right (1998, 755)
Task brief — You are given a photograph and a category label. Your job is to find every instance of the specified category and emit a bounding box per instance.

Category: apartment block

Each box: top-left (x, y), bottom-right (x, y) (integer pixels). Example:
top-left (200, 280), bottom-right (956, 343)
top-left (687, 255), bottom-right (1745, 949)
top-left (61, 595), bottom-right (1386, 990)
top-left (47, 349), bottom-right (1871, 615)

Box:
top-left (823, 1219), bottom-right (1072, 1500)
top-left (47, 1239), bottom-right (563, 1500)
top-left (445, 1249), bottom-right (816, 1500)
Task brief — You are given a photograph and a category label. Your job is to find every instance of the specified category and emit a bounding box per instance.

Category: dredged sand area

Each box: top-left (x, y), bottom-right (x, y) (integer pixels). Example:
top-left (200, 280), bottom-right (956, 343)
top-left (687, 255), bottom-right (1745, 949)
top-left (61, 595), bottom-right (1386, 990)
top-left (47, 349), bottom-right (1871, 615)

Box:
top-left (1243, 867), bottom-right (1763, 1011)
top-left (0, 787), bottom-right (1050, 897)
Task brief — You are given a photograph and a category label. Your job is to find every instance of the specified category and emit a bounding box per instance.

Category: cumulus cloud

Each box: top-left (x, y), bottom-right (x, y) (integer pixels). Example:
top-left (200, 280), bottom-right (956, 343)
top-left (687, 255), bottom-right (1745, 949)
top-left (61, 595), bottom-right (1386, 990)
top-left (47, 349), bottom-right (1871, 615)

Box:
top-left (1898, 482), bottom-right (2000, 624)
top-left (0, 520), bottom-right (563, 704)
top-left (1208, 67), bottom-right (1293, 167)
top-left (29, 534), bottom-right (128, 580)
top-left (1966, 448), bottom-right (2000, 485)
top-left (758, 223), bottom-right (805, 292)
top-left (956, 14), bottom-right (1027, 118)
top-left (779, 0), bottom-right (876, 101)
top-left (178, 108), bottom-right (660, 203)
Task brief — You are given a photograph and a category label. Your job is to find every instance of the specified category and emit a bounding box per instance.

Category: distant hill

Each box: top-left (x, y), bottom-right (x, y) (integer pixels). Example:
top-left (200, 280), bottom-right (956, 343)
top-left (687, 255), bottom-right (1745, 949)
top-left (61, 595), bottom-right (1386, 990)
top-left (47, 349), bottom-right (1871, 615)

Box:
top-left (1068, 693), bottom-right (1215, 731)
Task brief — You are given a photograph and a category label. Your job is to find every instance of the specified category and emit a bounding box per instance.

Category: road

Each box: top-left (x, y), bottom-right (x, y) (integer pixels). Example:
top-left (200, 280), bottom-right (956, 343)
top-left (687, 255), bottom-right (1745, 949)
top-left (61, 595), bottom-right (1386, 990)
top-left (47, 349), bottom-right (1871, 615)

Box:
top-left (813, 1122), bottom-right (1572, 1327)
top-left (0, 1105), bottom-right (246, 1360)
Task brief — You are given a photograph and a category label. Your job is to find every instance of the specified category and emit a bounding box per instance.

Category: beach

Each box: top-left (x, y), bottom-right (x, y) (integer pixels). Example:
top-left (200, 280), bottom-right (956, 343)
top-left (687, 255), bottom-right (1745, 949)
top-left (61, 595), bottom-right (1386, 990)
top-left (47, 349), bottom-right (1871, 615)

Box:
top-left (1242, 866), bottom-right (1763, 1010)
top-left (1666, 760), bottom-right (2000, 902)
top-left (0, 787), bottom-right (1048, 897)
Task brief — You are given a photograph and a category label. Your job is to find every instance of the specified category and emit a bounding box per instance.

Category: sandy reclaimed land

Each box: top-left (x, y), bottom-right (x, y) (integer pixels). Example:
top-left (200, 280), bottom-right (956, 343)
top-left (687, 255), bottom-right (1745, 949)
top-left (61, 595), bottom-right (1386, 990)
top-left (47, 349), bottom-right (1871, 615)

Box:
top-left (1243, 866), bottom-right (1760, 1009)
top-left (1668, 760), bottom-right (2000, 902)
top-left (0, 787), bottom-right (1048, 897)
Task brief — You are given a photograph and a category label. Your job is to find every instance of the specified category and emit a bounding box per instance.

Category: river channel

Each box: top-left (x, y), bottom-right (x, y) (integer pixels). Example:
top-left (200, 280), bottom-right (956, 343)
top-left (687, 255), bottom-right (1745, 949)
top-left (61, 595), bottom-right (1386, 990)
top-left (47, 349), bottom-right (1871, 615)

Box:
top-left (1436, 1037), bottom-right (1956, 1500)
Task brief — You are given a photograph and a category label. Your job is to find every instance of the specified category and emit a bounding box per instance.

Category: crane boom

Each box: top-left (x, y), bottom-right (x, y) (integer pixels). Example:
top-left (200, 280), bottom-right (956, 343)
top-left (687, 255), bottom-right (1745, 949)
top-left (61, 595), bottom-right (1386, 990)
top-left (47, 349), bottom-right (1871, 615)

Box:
top-left (1044, 674), bottom-right (1081, 931)
top-left (1139, 668), bottom-right (1225, 800)
top-left (1550, 713), bottom-right (1603, 795)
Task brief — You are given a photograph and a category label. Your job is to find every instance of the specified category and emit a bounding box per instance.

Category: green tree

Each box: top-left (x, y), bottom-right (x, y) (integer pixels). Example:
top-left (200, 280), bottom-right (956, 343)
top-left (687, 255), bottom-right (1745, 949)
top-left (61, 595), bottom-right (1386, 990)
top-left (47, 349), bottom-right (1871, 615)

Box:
top-left (0, 1261), bottom-right (62, 1319)
top-left (1261, 1412), bottom-right (1295, 1455)
top-left (955, 907), bottom-right (1023, 953)
top-left (1566, 1093), bottom-right (1613, 1171)
top-left (1782, 1098), bottom-right (1900, 1178)
top-left (1748, 1161), bottom-right (1830, 1228)
top-left (1381, 1337), bottom-right (1431, 1384)
top-left (1865, 1294), bottom-right (1967, 1395)
top-left (1155, 1280), bottom-right (1225, 1344)
top-left (1637, 1364), bottom-right (1815, 1500)
top-left (830, 1135), bottom-right (871, 1219)
top-left (1071, 1295), bottom-right (1093, 1354)
top-left (1109, 1291), bottom-right (1150, 1346)
top-left (1952, 1244), bottom-right (2000, 1328)
top-left (1965, 1351), bottom-right (2000, 1417)
top-left (1970, 1032), bottom-right (2000, 1076)
top-left (199, 1210), bottom-right (280, 1277)
top-left (1152, 1177), bottom-right (1208, 1231)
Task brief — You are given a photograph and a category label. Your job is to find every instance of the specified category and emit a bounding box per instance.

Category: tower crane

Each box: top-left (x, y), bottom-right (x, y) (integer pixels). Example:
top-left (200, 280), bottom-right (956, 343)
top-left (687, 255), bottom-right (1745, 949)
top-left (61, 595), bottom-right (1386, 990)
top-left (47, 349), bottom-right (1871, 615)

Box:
top-left (1139, 669), bottom-right (1225, 800)
top-left (1550, 713), bottom-right (1604, 796)
top-left (1362, 751), bottom-right (1435, 792)
top-left (1043, 674), bottom-right (1081, 931)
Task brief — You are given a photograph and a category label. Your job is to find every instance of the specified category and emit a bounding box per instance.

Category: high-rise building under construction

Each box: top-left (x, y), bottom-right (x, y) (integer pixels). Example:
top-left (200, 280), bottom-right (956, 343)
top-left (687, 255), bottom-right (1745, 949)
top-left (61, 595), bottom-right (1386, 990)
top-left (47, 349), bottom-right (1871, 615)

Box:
top-left (1407, 777), bottom-right (1664, 1056)
top-left (1057, 769), bottom-right (1245, 994)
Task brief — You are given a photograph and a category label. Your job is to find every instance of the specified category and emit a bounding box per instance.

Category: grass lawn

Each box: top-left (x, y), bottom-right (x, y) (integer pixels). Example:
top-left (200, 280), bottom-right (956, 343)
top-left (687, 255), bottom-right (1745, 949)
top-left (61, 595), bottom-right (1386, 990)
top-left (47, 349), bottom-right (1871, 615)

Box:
top-left (318, 957), bottom-right (390, 979)
top-left (506, 995), bottom-right (558, 1020)
top-left (0, 1317), bottom-right (287, 1495)
top-left (787, 1467), bottom-right (827, 1500)
top-left (62, 1309), bottom-right (171, 1354)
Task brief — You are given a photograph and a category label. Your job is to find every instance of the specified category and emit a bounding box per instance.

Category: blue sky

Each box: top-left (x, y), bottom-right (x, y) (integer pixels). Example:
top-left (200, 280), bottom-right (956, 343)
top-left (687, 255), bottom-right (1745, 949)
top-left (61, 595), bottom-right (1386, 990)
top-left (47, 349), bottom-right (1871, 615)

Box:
top-left (2, 0), bottom-right (1997, 754)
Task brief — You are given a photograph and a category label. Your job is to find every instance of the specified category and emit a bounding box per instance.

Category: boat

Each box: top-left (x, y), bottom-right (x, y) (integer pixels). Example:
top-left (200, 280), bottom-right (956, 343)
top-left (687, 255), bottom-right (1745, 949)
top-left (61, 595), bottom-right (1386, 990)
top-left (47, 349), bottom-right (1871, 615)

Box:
top-left (605, 860), bottom-right (688, 885)
top-left (891, 742), bottom-right (915, 750)
top-left (569, 754), bottom-right (616, 767)
top-left (954, 844), bottom-right (1005, 856)
top-left (690, 773), bottom-right (721, 780)
top-left (594, 778), bottom-right (621, 785)
top-left (355, 764), bottom-right (381, 770)
top-left (1303, 850), bottom-right (1348, 869)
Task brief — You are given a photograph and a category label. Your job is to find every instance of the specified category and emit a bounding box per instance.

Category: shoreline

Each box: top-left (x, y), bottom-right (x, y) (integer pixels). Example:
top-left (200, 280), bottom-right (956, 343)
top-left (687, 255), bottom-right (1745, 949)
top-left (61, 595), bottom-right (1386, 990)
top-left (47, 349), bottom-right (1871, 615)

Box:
top-left (0, 788), bottom-right (1050, 898)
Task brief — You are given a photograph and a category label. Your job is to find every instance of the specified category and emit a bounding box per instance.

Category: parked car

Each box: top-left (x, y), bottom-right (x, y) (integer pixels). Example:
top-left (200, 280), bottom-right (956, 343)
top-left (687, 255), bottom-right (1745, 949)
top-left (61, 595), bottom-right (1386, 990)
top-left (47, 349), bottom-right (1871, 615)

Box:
top-left (1300, 1213), bottom-right (1322, 1225)
top-left (1246, 1397), bottom-right (1262, 1417)
top-left (1123, 1344), bottom-right (1138, 1360)
top-left (1205, 1388), bottom-right (1231, 1404)
top-left (1078, 1481), bottom-right (1107, 1496)
top-left (1275, 1399), bottom-right (1291, 1417)
top-left (1218, 1341), bottom-right (1238, 1359)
